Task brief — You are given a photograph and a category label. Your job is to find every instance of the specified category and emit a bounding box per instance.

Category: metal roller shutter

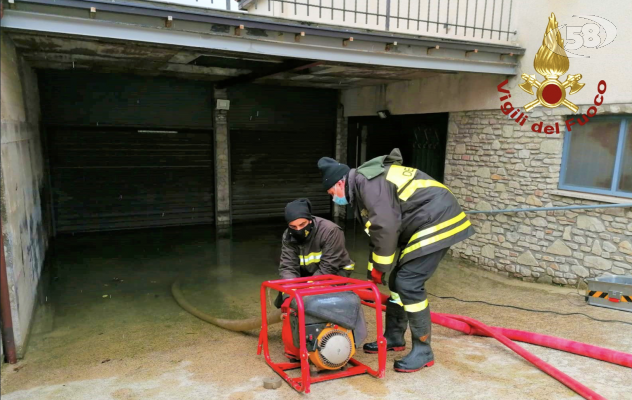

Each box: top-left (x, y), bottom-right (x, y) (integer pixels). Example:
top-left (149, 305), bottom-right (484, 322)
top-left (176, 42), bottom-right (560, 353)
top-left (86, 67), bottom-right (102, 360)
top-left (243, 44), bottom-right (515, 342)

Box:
top-left (229, 85), bottom-right (337, 221)
top-left (230, 130), bottom-right (333, 221)
top-left (49, 127), bottom-right (214, 232)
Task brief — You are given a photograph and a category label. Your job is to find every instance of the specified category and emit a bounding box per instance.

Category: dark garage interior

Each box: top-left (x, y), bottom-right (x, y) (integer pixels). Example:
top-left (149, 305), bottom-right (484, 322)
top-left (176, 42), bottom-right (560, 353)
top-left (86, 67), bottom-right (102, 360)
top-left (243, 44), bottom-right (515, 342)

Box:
top-left (39, 70), bottom-right (338, 232)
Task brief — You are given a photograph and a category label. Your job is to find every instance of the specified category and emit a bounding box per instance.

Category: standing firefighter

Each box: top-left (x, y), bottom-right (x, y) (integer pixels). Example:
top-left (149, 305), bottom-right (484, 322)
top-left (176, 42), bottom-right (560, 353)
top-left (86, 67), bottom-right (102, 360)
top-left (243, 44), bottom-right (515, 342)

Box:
top-left (317, 149), bottom-right (475, 372)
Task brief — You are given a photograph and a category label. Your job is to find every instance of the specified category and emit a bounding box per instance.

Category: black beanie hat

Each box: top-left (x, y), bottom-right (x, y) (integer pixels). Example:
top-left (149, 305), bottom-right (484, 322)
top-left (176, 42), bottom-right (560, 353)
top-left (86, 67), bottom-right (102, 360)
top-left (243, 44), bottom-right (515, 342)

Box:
top-left (285, 198), bottom-right (313, 223)
top-left (317, 157), bottom-right (350, 190)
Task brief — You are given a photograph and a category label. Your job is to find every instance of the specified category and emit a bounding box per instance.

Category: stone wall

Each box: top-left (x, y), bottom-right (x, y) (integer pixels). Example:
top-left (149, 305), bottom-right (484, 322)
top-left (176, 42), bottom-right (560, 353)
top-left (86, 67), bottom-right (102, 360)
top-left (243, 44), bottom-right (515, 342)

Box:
top-left (1, 34), bottom-right (50, 354)
top-left (445, 104), bottom-right (632, 286)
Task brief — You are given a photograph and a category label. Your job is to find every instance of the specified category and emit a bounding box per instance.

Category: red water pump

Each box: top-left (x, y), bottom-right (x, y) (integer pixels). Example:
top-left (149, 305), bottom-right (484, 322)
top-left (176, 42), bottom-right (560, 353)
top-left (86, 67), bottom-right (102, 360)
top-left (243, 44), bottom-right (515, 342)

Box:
top-left (258, 275), bottom-right (386, 393)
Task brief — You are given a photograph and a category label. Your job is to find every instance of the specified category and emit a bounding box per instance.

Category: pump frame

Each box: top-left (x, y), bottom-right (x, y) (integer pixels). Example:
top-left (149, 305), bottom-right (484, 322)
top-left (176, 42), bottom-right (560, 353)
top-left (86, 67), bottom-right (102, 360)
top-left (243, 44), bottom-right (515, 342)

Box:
top-left (258, 275), bottom-right (386, 393)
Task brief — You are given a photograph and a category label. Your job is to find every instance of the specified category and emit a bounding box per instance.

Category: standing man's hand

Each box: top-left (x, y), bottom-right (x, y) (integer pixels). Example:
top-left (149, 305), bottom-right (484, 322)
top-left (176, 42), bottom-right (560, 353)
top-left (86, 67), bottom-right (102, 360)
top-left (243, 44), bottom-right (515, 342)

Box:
top-left (367, 268), bottom-right (386, 285)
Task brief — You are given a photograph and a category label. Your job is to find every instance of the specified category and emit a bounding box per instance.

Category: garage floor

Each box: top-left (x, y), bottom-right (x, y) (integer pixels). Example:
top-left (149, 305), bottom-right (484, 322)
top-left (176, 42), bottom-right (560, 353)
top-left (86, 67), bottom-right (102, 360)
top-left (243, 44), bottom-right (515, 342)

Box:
top-left (1, 224), bottom-right (631, 399)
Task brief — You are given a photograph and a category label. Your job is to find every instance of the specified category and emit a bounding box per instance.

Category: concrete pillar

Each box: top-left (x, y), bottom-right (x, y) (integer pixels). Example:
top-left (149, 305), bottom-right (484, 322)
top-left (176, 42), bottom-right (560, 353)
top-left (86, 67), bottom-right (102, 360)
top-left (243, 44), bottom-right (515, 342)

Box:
top-left (213, 87), bottom-right (231, 229)
top-left (213, 88), bottom-right (232, 278)
top-left (334, 95), bottom-right (348, 222)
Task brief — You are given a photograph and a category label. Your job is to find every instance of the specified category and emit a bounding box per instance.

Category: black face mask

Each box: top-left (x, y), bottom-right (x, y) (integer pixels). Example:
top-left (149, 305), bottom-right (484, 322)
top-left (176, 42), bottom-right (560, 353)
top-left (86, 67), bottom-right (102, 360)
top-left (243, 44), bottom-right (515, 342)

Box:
top-left (289, 221), bottom-right (314, 244)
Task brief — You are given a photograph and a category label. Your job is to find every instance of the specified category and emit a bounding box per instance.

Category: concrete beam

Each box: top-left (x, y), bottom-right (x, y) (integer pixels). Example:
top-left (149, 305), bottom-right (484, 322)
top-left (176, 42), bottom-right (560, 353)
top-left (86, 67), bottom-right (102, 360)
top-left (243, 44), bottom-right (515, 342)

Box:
top-left (216, 60), bottom-right (321, 89)
top-left (14, 0), bottom-right (525, 56)
top-left (2, 11), bottom-right (518, 76)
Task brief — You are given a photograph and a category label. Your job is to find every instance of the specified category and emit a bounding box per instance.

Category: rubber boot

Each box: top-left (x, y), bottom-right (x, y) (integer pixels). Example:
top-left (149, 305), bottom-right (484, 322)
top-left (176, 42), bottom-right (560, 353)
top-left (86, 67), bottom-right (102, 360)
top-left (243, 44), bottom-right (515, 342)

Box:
top-left (363, 301), bottom-right (407, 354)
top-left (394, 307), bottom-right (434, 372)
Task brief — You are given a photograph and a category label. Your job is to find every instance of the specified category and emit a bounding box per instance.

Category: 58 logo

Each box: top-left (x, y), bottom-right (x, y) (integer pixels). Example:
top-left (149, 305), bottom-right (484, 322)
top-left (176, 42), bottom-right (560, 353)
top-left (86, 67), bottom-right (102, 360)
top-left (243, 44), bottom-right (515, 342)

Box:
top-left (555, 15), bottom-right (617, 57)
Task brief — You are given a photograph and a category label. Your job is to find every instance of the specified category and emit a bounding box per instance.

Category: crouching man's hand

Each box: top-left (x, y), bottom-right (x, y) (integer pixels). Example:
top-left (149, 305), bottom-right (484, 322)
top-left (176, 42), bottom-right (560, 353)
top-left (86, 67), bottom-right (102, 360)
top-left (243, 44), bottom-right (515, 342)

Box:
top-left (274, 291), bottom-right (290, 309)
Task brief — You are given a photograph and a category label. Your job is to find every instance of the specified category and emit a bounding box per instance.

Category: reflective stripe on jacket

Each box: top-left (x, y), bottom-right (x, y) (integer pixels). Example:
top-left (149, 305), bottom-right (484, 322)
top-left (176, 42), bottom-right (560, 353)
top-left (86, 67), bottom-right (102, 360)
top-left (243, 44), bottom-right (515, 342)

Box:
top-left (279, 216), bottom-right (355, 279)
top-left (351, 149), bottom-right (475, 274)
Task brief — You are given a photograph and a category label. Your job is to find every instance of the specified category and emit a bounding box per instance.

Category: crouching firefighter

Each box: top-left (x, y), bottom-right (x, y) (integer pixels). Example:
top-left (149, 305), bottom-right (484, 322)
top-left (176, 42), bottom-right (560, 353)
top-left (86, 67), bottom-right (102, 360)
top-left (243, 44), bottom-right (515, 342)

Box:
top-left (275, 198), bottom-right (356, 361)
top-left (317, 149), bottom-right (475, 372)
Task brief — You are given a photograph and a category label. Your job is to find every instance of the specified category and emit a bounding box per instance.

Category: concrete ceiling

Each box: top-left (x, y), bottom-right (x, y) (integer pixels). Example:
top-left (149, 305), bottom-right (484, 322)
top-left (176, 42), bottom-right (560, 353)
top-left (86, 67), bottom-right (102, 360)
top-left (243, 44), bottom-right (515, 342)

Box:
top-left (9, 31), bottom-right (446, 89)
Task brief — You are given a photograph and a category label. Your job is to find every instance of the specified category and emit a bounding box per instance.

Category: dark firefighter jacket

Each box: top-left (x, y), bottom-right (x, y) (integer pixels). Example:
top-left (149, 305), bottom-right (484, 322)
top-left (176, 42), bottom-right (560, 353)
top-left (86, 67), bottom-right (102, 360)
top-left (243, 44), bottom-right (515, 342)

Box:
top-left (279, 216), bottom-right (355, 279)
top-left (347, 148), bottom-right (475, 274)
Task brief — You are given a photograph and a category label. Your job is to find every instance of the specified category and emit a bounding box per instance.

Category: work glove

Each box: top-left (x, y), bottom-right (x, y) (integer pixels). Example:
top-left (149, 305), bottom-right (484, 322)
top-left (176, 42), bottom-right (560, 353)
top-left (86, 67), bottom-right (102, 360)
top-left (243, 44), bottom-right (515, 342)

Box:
top-left (274, 291), bottom-right (290, 309)
top-left (367, 268), bottom-right (386, 285)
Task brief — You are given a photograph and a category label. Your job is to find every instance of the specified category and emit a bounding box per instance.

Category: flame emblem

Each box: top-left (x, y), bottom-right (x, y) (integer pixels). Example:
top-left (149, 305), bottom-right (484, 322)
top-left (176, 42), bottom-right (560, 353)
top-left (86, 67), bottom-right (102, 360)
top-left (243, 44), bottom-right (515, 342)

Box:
top-left (519, 13), bottom-right (585, 112)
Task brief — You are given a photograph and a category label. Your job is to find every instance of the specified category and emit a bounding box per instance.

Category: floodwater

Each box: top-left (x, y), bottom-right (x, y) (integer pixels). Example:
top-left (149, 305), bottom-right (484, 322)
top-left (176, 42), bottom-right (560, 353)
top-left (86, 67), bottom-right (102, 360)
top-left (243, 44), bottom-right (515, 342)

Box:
top-left (1, 222), bottom-right (631, 400)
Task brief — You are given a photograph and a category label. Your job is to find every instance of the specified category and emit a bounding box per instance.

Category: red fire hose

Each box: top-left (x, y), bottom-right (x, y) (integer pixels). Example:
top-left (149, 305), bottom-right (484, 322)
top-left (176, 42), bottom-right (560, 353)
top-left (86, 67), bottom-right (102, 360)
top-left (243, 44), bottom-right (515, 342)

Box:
top-left (480, 325), bottom-right (632, 368)
top-left (356, 290), bottom-right (631, 400)
top-left (429, 313), bottom-right (632, 369)
top-left (437, 313), bottom-right (607, 400)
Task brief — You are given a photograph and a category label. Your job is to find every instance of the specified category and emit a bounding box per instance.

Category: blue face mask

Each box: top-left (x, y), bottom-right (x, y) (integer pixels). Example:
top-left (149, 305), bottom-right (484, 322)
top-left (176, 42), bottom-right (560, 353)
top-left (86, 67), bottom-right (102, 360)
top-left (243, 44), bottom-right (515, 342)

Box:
top-left (333, 195), bottom-right (348, 206)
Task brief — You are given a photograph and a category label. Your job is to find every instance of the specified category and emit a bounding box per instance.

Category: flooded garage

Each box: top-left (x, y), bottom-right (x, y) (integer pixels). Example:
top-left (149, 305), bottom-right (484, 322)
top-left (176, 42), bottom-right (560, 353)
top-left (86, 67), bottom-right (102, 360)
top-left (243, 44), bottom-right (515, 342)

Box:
top-left (2, 1), bottom-right (631, 399)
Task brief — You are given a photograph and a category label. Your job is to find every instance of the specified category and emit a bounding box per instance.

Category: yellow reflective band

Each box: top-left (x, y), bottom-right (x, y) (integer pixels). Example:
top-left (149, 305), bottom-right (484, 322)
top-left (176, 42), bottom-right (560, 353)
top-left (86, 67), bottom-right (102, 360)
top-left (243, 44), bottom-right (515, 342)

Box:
top-left (399, 180), bottom-right (452, 201)
top-left (386, 165), bottom-right (417, 189)
top-left (367, 262), bottom-right (374, 271)
top-left (403, 299), bottom-right (429, 312)
top-left (372, 252), bottom-right (395, 265)
top-left (343, 264), bottom-right (355, 270)
top-left (408, 212), bottom-right (467, 244)
top-left (389, 291), bottom-right (404, 306)
top-left (299, 251), bottom-right (322, 265)
top-left (400, 220), bottom-right (472, 258)
top-left (364, 220), bottom-right (371, 236)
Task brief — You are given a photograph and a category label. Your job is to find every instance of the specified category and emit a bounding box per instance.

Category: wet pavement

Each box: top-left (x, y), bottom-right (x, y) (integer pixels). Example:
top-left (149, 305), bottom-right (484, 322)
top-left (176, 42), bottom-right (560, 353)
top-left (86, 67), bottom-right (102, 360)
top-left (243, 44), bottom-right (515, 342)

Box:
top-left (1, 222), bottom-right (631, 399)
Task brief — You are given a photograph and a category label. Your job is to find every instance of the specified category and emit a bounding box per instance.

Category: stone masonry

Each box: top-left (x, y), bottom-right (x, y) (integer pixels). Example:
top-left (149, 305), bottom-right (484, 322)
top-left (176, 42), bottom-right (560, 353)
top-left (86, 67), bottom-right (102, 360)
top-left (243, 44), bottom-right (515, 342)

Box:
top-left (444, 103), bottom-right (632, 287)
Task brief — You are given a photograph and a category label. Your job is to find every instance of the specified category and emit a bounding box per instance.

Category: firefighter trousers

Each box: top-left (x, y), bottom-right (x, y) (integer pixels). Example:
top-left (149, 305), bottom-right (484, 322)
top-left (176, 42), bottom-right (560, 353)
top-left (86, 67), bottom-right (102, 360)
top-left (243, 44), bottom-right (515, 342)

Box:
top-left (388, 247), bottom-right (449, 312)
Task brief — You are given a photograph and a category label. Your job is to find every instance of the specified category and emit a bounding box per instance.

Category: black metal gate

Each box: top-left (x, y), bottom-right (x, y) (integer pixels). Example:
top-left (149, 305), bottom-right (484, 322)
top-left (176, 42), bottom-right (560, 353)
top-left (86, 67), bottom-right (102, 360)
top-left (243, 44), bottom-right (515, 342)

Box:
top-left (348, 113), bottom-right (448, 182)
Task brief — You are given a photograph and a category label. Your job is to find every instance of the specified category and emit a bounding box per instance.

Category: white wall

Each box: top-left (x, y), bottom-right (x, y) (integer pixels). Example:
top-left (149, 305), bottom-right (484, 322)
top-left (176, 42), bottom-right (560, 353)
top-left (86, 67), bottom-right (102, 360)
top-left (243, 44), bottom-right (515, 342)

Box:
top-left (342, 0), bottom-right (632, 116)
